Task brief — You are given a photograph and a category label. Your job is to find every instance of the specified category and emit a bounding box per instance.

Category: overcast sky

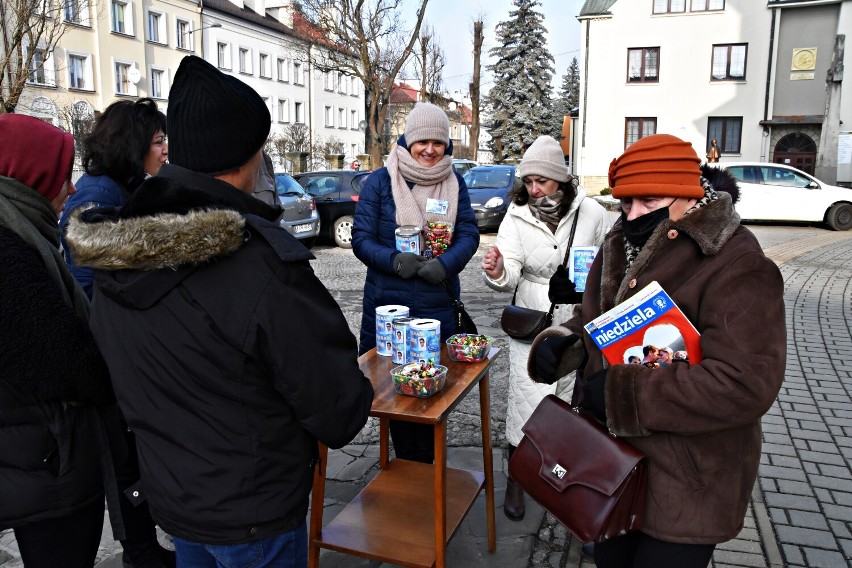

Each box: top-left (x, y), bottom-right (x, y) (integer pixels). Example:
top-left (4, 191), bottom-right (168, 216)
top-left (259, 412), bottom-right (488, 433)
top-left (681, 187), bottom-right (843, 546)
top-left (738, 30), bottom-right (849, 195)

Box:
top-left (411, 0), bottom-right (587, 94)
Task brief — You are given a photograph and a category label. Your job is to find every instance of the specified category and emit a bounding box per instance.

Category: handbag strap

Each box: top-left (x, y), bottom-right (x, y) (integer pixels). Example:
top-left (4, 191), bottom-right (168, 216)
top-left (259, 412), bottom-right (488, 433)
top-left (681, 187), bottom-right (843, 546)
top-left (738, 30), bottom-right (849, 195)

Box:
top-left (510, 206), bottom-right (582, 311)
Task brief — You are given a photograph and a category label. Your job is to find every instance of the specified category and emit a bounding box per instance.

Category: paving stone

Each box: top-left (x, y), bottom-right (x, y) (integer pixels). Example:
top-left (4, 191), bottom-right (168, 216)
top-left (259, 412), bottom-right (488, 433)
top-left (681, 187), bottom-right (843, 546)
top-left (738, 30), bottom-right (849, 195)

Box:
top-left (802, 547), bottom-right (847, 568)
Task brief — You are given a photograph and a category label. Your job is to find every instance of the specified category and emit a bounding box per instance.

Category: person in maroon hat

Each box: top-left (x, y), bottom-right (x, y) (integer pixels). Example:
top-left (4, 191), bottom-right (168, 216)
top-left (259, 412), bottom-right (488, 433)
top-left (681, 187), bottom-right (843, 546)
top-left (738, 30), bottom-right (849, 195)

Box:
top-left (0, 113), bottom-right (125, 567)
top-left (527, 134), bottom-right (785, 567)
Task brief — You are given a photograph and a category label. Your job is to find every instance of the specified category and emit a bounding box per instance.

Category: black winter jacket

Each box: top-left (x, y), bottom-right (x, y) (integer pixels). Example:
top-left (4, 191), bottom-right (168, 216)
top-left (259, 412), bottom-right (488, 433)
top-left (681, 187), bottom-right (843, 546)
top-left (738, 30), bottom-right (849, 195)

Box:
top-left (65, 164), bottom-right (374, 544)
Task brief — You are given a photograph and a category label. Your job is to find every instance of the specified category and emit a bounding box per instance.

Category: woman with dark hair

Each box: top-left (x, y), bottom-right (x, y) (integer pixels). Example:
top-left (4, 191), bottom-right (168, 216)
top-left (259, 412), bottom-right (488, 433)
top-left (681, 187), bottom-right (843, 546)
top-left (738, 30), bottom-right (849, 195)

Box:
top-left (59, 98), bottom-right (173, 568)
top-left (0, 114), bottom-right (123, 567)
top-left (60, 97), bottom-right (167, 297)
top-left (481, 135), bottom-right (611, 521)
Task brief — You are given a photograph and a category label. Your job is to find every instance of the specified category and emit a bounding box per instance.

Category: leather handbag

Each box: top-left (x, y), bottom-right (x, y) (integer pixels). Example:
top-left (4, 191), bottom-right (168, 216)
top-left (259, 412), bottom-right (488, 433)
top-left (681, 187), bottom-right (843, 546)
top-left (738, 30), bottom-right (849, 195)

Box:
top-left (442, 281), bottom-right (478, 335)
top-left (500, 213), bottom-right (579, 342)
top-left (508, 394), bottom-right (648, 543)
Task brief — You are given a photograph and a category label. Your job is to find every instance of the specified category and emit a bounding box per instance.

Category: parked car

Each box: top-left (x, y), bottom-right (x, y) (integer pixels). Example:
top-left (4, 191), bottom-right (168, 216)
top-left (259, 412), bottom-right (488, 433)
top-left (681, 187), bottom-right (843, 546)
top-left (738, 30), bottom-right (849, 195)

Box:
top-left (294, 170), bottom-right (372, 248)
top-left (462, 164), bottom-right (521, 231)
top-left (452, 159), bottom-right (478, 176)
top-left (274, 172), bottom-right (320, 248)
top-left (720, 162), bottom-right (852, 231)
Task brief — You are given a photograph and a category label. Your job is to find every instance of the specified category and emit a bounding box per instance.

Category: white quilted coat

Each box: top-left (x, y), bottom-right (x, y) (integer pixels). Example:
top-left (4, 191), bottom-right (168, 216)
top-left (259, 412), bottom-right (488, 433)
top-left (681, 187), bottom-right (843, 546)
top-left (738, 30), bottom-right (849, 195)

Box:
top-left (483, 189), bottom-right (612, 446)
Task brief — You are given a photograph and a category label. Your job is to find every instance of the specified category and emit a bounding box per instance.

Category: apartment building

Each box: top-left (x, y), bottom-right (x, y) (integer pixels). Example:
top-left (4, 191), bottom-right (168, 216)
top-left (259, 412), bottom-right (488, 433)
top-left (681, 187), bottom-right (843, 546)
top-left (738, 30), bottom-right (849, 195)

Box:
top-left (576, 0), bottom-right (851, 191)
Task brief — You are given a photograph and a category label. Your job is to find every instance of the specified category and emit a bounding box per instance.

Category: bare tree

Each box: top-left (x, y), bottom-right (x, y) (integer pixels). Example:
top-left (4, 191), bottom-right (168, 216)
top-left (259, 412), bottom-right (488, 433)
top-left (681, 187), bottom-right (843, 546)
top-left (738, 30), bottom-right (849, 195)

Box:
top-left (413, 25), bottom-right (444, 103)
top-left (0, 0), bottom-right (82, 113)
top-left (468, 19), bottom-right (483, 162)
top-left (57, 99), bottom-right (95, 162)
top-left (296, 0), bottom-right (429, 167)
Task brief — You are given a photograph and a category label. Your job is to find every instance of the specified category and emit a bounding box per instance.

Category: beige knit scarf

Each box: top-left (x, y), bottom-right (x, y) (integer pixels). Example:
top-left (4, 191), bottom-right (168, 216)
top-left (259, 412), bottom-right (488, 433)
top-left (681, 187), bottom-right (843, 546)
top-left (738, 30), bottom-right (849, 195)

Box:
top-left (386, 145), bottom-right (459, 228)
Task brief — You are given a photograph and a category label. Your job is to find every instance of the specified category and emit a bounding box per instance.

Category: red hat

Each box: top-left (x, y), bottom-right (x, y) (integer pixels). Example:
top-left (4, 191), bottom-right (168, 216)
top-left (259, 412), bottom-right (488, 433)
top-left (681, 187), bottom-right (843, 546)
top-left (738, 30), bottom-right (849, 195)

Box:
top-left (0, 114), bottom-right (75, 201)
top-left (609, 134), bottom-right (703, 199)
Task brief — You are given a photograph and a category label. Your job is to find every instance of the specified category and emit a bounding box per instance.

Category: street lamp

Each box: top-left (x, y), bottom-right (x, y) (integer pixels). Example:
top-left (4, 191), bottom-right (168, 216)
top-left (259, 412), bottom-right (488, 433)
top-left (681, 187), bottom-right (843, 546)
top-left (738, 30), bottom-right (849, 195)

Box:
top-left (183, 22), bottom-right (221, 55)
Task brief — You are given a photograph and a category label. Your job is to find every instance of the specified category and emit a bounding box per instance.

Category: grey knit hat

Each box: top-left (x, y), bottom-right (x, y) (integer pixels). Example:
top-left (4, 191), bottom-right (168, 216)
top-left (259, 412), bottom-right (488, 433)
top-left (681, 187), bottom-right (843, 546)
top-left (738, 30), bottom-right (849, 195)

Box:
top-left (518, 135), bottom-right (569, 182)
top-left (403, 102), bottom-right (450, 146)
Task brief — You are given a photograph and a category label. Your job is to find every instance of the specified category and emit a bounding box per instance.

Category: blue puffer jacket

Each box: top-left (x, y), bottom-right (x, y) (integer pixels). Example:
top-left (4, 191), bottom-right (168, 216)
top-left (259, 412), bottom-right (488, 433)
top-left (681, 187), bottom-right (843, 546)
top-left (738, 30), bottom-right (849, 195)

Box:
top-left (352, 163), bottom-right (480, 354)
top-left (60, 174), bottom-right (129, 299)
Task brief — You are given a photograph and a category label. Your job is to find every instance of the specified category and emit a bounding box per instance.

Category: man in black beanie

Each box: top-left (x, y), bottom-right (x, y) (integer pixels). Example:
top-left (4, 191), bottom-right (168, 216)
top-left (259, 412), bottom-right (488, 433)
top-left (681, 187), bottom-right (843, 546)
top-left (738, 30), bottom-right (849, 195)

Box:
top-left (65, 55), bottom-right (374, 567)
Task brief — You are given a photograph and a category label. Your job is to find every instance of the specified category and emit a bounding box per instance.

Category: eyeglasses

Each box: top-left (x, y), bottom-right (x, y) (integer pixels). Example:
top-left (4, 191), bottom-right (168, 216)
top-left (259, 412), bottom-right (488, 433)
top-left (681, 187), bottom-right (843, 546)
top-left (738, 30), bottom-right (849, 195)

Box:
top-left (152, 135), bottom-right (168, 145)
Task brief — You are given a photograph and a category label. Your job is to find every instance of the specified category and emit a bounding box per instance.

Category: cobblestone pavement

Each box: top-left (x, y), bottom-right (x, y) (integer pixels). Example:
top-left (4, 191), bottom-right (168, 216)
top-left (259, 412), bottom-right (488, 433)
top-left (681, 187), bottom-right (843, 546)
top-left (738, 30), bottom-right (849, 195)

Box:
top-left (1, 223), bottom-right (849, 568)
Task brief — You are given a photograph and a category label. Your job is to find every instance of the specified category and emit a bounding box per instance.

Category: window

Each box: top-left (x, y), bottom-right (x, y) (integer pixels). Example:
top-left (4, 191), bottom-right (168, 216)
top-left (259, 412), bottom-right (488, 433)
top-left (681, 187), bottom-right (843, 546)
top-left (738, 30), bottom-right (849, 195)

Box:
top-left (351, 143), bottom-right (357, 158)
top-left (324, 106), bottom-right (334, 127)
top-left (150, 68), bottom-right (165, 98)
top-left (27, 48), bottom-right (47, 84)
top-left (351, 110), bottom-right (357, 130)
top-left (217, 42), bottom-right (230, 69)
top-left (691, 0), bottom-right (724, 10)
top-left (238, 47), bottom-right (249, 74)
top-left (111, 0), bottom-right (132, 34)
top-left (262, 97), bottom-right (271, 115)
top-left (707, 117), bottom-right (742, 153)
top-left (338, 72), bottom-right (345, 94)
top-left (712, 44), bottom-right (747, 80)
top-left (67, 53), bottom-right (91, 90)
top-left (277, 58), bottom-right (288, 82)
top-left (176, 19), bottom-right (191, 50)
top-left (653, 0), bottom-right (685, 13)
top-left (63, 0), bottom-right (88, 25)
top-left (293, 62), bottom-right (303, 85)
top-left (324, 72), bottom-right (334, 90)
top-left (627, 47), bottom-right (659, 82)
top-left (338, 108), bottom-right (346, 129)
top-left (259, 53), bottom-right (270, 78)
top-left (294, 101), bottom-right (304, 123)
top-left (625, 118), bottom-right (657, 149)
top-left (278, 99), bottom-right (289, 123)
top-left (351, 78), bottom-right (359, 97)
top-left (147, 11), bottom-right (165, 43)
top-left (114, 61), bottom-right (135, 95)
top-left (30, 97), bottom-right (57, 125)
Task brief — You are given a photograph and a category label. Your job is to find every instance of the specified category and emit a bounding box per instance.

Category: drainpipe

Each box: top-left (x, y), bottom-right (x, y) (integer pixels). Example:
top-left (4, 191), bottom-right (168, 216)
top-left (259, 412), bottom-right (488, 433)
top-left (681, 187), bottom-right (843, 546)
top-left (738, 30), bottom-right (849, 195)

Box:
top-left (762, 8), bottom-right (777, 161)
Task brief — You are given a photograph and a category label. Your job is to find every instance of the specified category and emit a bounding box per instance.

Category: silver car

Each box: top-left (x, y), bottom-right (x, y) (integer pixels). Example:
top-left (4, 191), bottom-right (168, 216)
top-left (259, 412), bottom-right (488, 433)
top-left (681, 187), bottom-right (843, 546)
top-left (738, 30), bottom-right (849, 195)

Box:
top-left (275, 173), bottom-right (321, 247)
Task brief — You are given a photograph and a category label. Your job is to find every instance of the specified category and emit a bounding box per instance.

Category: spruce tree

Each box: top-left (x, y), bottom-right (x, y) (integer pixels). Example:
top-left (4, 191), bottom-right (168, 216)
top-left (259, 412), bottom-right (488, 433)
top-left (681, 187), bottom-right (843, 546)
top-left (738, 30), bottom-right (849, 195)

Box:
top-left (556, 57), bottom-right (580, 118)
top-left (486, 0), bottom-right (557, 162)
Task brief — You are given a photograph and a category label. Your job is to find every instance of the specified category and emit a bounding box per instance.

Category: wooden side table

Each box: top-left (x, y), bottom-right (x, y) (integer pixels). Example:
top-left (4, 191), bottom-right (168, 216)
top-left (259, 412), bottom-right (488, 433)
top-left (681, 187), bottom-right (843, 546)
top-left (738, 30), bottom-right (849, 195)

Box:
top-left (308, 345), bottom-right (502, 568)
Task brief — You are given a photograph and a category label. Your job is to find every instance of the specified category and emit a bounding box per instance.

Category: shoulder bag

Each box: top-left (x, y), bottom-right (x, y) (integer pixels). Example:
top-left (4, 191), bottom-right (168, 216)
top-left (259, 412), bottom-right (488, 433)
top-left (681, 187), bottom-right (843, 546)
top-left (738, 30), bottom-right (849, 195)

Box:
top-left (442, 280), bottom-right (478, 335)
top-left (508, 394), bottom-right (647, 543)
top-left (499, 212), bottom-right (579, 342)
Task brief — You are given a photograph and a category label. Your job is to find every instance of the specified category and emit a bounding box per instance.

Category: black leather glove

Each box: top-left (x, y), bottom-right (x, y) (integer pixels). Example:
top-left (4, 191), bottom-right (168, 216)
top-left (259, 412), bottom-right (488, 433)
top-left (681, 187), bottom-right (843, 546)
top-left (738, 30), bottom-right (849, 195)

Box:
top-left (581, 369), bottom-right (608, 424)
top-left (548, 265), bottom-right (585, 304)
top-left (534, 335), bottom-right (581, 384)
top-left (417, 258), bottom-right (447, 285)
top-left (394, 252), bottom-right (425, 279)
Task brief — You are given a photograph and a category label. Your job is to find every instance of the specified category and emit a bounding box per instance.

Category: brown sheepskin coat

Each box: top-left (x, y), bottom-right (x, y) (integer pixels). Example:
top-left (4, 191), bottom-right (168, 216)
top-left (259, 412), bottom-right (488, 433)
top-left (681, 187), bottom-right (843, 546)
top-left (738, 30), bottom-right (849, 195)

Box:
top-left (528, 192), bottom-right (786, 544)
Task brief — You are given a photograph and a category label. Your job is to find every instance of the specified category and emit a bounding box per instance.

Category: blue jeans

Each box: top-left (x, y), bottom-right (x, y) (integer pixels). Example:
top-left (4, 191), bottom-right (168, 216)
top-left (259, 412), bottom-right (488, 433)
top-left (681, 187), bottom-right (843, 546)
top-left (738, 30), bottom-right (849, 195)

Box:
top-left (173, 521), bottom-right (307, 568)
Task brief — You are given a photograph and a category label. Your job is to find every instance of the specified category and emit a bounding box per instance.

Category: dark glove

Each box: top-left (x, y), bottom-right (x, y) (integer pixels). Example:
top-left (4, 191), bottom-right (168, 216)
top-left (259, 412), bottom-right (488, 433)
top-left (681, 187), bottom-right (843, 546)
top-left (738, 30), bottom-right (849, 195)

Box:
top-left (417, 258), bottom-right (447, 285)
top-left (581, 369), bottom-right (608, 424)
top-left (548, 265), bottom-right (585, 304)
top-left (534, 335), bottom-right (581, 384)
top-left (394, 252), bottom-right (425, 279)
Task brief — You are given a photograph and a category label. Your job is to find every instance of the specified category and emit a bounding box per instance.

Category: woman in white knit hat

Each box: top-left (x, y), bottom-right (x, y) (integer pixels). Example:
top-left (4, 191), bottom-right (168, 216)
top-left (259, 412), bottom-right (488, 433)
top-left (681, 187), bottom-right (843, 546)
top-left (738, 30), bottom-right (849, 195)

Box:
top-left (352, 102), bottom-right (480, 464)
top-left (481, 135), bottom-right (612, 520)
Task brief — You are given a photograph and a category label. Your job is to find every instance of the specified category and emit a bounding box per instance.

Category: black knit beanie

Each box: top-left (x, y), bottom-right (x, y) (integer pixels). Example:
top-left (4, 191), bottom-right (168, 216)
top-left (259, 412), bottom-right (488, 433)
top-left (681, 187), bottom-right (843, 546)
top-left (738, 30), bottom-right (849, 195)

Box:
top-left (168, 55), bottom-right (270, 174)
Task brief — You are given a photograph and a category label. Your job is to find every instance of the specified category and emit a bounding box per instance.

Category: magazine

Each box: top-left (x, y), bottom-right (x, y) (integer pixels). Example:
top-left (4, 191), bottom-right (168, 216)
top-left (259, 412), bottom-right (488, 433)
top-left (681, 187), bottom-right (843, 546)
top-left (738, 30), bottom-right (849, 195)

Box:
top-left (569, 246), bottom-right (599, 292)
top-left (583, 281), bottom-right (701, 367)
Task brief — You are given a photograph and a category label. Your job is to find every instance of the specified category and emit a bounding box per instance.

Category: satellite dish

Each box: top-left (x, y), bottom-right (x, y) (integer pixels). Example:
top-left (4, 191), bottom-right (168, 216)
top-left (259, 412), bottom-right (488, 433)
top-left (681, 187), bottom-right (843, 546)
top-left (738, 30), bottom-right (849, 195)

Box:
top-left (128, 66), bottom-right (141, 85)
top-left (358, 120), bottom-right (368, 132)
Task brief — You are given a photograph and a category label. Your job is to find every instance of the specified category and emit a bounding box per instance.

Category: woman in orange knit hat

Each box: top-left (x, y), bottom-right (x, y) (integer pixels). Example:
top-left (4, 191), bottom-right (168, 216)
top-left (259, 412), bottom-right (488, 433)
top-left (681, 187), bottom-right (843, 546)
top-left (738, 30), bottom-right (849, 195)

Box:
top-left (528, 134), bottom-right (784, 567)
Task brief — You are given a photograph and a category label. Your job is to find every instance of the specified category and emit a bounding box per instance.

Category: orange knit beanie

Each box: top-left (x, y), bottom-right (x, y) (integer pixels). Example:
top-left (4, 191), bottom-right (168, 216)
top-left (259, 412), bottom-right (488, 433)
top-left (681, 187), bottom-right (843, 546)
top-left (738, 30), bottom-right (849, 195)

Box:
top-left (609, 134), bottom-right (703, 199)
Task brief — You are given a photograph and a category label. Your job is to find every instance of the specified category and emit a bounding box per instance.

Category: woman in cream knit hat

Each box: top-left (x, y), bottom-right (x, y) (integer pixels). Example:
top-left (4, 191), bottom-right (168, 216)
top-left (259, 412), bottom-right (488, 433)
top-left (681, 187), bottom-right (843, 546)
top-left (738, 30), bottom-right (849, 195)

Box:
top-left (352, 102), bottom-right (480, 463)
top-left (481, 134), bottom-right (612, 520)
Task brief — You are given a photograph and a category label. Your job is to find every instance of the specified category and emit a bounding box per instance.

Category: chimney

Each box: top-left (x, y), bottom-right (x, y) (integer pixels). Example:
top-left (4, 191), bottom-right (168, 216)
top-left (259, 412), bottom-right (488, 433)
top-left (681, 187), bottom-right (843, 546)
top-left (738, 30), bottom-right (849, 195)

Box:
top-left (266, 0), bottom-right (294, 27)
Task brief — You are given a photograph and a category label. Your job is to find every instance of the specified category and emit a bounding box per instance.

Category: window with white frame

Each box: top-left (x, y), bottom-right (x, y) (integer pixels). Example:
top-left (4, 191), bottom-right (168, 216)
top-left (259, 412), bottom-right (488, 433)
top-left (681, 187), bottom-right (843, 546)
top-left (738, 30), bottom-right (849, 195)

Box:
top-left (217, 42), bottom-right (230, 69)
top-left (324, 106), bottom-right (334, 127)
top-left (176, 19), bottom-right (192, 50)
top-left (294, 101), bottom-right (304, 123)
top-left (625, 117), bottom-right (656, 149)
top-left (30, 97), bottom-right (58, 125)
top-left (337, 72), bottom-right (346, 94)
top-left (350, 78), bottom-right (359, 97)
top-left (278, 99), bottom-right (289, 123)
top-left (114, 61), bottom-right (136, 95)
top-left (351, 143), bottom-right (357, 157)
top-left (147, 10), bottom-right (165, 44)
top-left (63, 0), bottom-right (89, 25)
top-left (67, 52), bottom-right (92, 90)
top-left (27, 47), bottom-right (48, 85)
top-left (653, 0), bottom-right (685, 13)
top-left (262, 97), bottom-right (271, 116)
top-left (293, 62), bottom-right (303, 85)
top-left (150, 68), bottom-right (166, 99)
top-left (338, 108), bottom-right (346, 129)
top-left (351, 109), bottom-right (357, 130)
top-left (324, 71), bottom-right (334, 90)
top-left (238, 47), bottom-right (250, 74)
top-left (111, 0), bottom-right (133, 35)
top-left (691, 0), bottom-right (724, 10)
top-left (259, 53), bottom-right (271, 78)
top-left (277, 58), bottom-right (288, 82)
top-left (711, 44), bottom-right (747, 80)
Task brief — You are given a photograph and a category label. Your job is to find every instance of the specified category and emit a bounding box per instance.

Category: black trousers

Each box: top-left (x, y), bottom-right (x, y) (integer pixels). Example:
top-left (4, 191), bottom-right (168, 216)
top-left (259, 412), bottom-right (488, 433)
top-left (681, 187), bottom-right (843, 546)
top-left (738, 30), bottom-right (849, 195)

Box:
top-left (594, 531), bottom-right (716, 568)
top-left (389, 420), bottom-right (434, 463)
top-left (14, 499), bottom-right (104, 568)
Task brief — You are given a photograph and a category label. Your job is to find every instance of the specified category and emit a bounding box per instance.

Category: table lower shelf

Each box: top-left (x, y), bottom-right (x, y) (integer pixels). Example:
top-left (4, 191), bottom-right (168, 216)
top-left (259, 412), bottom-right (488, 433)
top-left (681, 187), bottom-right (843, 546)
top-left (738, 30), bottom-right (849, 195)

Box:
top-left (312, 459), bottom-right (485, 568)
